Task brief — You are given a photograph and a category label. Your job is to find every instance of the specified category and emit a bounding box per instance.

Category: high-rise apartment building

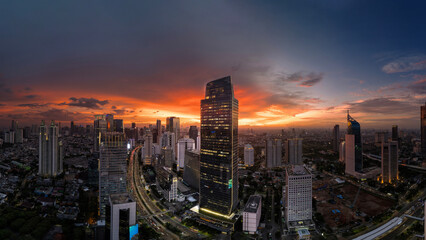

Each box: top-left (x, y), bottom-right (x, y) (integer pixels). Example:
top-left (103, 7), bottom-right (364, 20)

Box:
top-left (113, 119), bottom-right (124, 133)
top-left (345, 134), bottom-right (355, 175)
top-left (143, 130), bottom-right (153, 165)
top-left (39, 120), bottom-right (63, 176)
top-left (189, 126), bottom-right (198, 148)
top-left (285, 165), bottom-right (312, 229)
top-left (347, 112), bottom-right (362, 172)
top-left (177, 137), bottom-right (195, 169)
top-left (106, 193), bottom-right (137, 240)
top-left (94, 115), bottom-right (108, 152)
top-left (183, 149), bottom-right (200, 191)
top-left (244, 144), bottom-right (254, 166)
top-left (285, 138), bottom-right (303, 165)
top-left (266, 139), bottom-right (282, 168)
top-left (381, 141), bottom-right (398, 183)
top-left (392, 125), bottom-right (398, 141)
top-left (332, 125), bottom-right (340, 152)
top-left (199, 76), bottom-right (239, 218)
top-left (161, 132), bottom-right (176, 157)
top-left (421, 102), bottom-right (426, 157)
top-left (99, 132), bottom-right (127, 219)
top-left (166, 117), bottom-right (180, 142)
top-left (339, 141), bottom-right (346, 162)
top-left (243, 195), bottom-right (262, 234)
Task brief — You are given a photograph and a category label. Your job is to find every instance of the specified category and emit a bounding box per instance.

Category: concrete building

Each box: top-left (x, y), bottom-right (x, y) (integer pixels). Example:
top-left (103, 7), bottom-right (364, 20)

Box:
top-left (143, 130), bottom-right (153, 165)
top-left (243, 195), bottom-right (262, 234)
top-left (286, 138), bottom-right (303, 165)
top-left (345, 134), bottom-right (356, 176)
top-left (156, 166), bottom-right (178, 201)
top-left (183, 149), bottom-right (200, 190)
top-left (161, 132), bottom-right (176, 157)
top-left (189, 126), bottom-right (198, 148)
top-left (99, 132), bottom-right (127, 219)
top-left (39, 120), bottom-right (63, 176)
top-left (339, 141), bottom-right (345, 163)
top-left (177, 137), bottom-right (195, 170)
top-left (244, 144), bottom-right (255, 166)
top-left (106, 193), bottom-right (137, 240)
top-left (332, 124), bottom-right (340, 152)
top-left (266, 139), bottom-right (282, 168)
top-left (421, 102), bottom-right (426, 157)
top-left (381, 141), bottom-right (398, 184)
top-left (285, 165), bottom-right (312, 230)
top-left (375, 132), bottom-right (389, 147)
top-left (166, 117), bottom-right (180, 143)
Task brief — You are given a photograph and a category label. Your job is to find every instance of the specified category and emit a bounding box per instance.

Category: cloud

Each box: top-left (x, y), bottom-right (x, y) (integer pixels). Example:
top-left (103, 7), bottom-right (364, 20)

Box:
top-left (277, 71), bottom-right (324, 87)
top-left (348, 97), bottom-right (418, 115)
top-left (17, 103), bottom-right (49, 108)
top-left (382, 55), bottom-right (426, 73)
top-left (60, 97), bottom-right (109, 109)
top-left (24, 94), bottom-right (38, 99)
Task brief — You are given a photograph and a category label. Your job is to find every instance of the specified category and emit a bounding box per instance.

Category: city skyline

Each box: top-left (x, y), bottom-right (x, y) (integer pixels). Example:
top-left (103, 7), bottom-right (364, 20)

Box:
top-left (1, 1), bottom-right (426, 128)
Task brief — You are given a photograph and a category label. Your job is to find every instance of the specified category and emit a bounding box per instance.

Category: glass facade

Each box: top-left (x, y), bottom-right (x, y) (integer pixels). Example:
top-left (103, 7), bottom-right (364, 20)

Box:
top-left (347, 112), bottom-right (362, 172)
top-left (199, 76), bottom-right (239, 217)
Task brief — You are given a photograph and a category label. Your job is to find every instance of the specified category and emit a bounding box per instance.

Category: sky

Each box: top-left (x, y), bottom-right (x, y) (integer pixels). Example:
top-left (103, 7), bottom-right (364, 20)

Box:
top-left (0, 0), bottom-right (425, 129)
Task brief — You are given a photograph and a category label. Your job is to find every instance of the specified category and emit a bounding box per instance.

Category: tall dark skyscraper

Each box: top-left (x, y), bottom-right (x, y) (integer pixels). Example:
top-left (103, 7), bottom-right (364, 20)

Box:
top-left (189, 126), bottom-right (198, 148)
top-left (392, 125), bottom-right (398, 141)
top-left (347, 112), bottom-right (362, 172)
top-left (166, 117), bottom-right (180, 141)
top-left (199, 76), bottom-right (239, 218)
top-left (421, 102), bottom-right (426, 157)
top-left (332, 124), bottom-right (340, 152)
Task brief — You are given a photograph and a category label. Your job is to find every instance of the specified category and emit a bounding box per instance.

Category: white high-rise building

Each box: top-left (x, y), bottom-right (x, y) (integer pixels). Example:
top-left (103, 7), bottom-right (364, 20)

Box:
top-left (285, 138), bottom-right (303, 165)
top-left (345, 134), bottom-right (355, 176)
top-left (285, 165), bottom-right (312, 229)
top-left (177, 137), bottom-right (195, 169)
top-left (243, 195), bottom-right (262, 234)
top-left (39, 120), bottom-right (63, 176)
top-left (161, 132), bottom-right (176, 156)
top-left (244, 144), bottom-right (255, 166)
top-left (339, 141), bottom-right (346, 162)
top-left (382, 140), bottom-right (398, 183)
top-left (106, 193), bottom-right (137, 240)
top-left (266, 139), bottom-right (282, 168)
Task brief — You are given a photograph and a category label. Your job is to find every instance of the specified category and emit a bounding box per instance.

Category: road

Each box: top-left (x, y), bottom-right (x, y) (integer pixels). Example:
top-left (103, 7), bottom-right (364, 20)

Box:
top-left (129, 146), bottom-right (201, 239)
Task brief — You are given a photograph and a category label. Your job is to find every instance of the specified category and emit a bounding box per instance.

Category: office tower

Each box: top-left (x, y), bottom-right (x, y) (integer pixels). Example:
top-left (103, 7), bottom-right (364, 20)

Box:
top-left (347, 112), bottom-right (362, 172)
top-left (161, 131), bottom-right (176, 158)
top-left (392, 125), bottom-right (398, 141)
top-left (11, 120), bottom-right (18, 131)
top-left (345, 134), bottom-right (355, 175)
top-left (196, 131), bottom-right (201, 151)
top-left (375, 132), bottom-right (389, 147)
top-left (189, 126), bottom-right (198, 147)
top-left (70, 121), bottom-right (74, 135)
top-left (161, 147), bottom-right (174, 168)
top-left (339, 141), bottom-right (346, 162)
top-left (199, 76), bottom-right (239, 217)
top-left (285, 138), bottom-right (303, 165)
top-left (183, 149), bottom-right (200, 190)
top-left (244, 144), bottom-right (255, 166)
top-left (382, 141), bottom-right (398, 183)
top-left (143, 131), bottom-right (153, 165)
top-left (156, 119), bottom-right (162, 133)
top-left (166, 117), bottom-right (180, 141)
top-left (39, 120), bottom-right (63, 176)
top-left (31, 124), bottom-right (38, 136)
top-left (94, 115), bottom-right (108, 152)
top-left (266, 139), bottom-right (282, 168)
top-left (156, 166), bottom-right (178, 201)
top-left (285, 165), bottom-right (312, 229)
top-left (106, 193), bottom-right (137, 240)
top-left (99, 132), bottom-right (127, 219)
top-left (154, 119), bottom-right (162, 144)
top-left (243, 195), bottom-right (262, 234)
top-left (332, 125), bottom-right (340, 152)
top-left (421, 102), bottom-right (426, 157)
top-left (177, 137), bottom-right (195, 169)
top-left (15, 128), bottom-right (23, 143)
top-left (106, 114), bottom-right (114, 132)
top-left (131, 122), bottom-right (136, 129)
top-left (113, 119), bottom-right (124, 133)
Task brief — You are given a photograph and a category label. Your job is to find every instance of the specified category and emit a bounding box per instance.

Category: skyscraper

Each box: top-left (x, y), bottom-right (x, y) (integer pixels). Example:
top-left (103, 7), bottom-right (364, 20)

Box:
top-left (339, 141), bottom-right (346, 162)
top-left (94, 115), bottom-right (108, 152)
top-left (39, 120), bottom-right (63, 176)
top-left (99, 132), bottom-right (127, 219)
top-left (345, 134), bottom-right (355, 175)
top-left (392, 125), bottom-right (398, 141)
top-left (143, 130), bottom-right (153, 165)
top-left (381, 141), bottom-right (398, 184)
top-left (189, 126), bottom-right (198, 148)
top-left (155, 119), bottom-right (162, 144)
top-left (421, 102), bottom-right (426, 157)
top-left (177, 137), bottom-right (195, 169)
top-left (113, 119), bottom-right (124, 133)
top-left (244, 144), bottom-right (254, 166)
top-left (347, 112), bottom-right (362, 172)
top-left (166, 117), bottom-right (180, 141)
top-left (266, 139), bottom-right (282, 168)
top-left (285, 165), bottom-right (312, 229)
top-left (161, 132), bottom-right (176, 157)
top-left (285, 138), bottom-right (303, 165)
top-left (70, 121), bottom-right (75, 136)
top-left (183, 149), bottom-right (200, 191)
top-left (332, 125), bottom-right (340, 152)
top-left (106, 193), bottom-right (137, 240)
top-left (199, 76), bottom-right (238, 217)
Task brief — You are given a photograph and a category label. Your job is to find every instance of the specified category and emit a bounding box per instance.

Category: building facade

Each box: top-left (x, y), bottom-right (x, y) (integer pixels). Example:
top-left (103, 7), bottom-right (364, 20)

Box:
top-left (347, 112), bottom-right (362, 172)
top-left (421, 102), bottom-right (426, 157)
top-left (266, 139), bottom-right (282, 168)
top-left (244, 144), bottom-right (255, 166)
top-left (286, 138), bottom-right (303, 165)
top-left (183, 149), bottom-right (200, 191)
top-left (106, 193), bottom-right (137, 240)
top-left (199, 76), bottom-right (239, 217)
top-left (332, 124), bottom-right (340, 152)
top-left (243, 195), bottom-right (262, 234)
top-left (39, 120), bottom-right (63, 176)
top-left (177, 137), bottom-right (195, 169)
top-left (381, 141), bottom-right (398, 183)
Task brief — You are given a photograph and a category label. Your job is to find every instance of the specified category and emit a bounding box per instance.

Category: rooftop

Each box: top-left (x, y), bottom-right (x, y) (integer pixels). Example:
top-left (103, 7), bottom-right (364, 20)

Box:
top-left (287, 165), bottom-right (311, 176)
top-left (243, 195), bottom-right (261, 213)
top-left (109, 193), bottom-right (134, 205)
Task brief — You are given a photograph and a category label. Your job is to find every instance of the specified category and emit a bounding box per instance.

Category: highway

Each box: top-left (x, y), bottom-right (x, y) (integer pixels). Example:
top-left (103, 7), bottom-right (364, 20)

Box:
top-left (128, 146), bottom-right (201, 239)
